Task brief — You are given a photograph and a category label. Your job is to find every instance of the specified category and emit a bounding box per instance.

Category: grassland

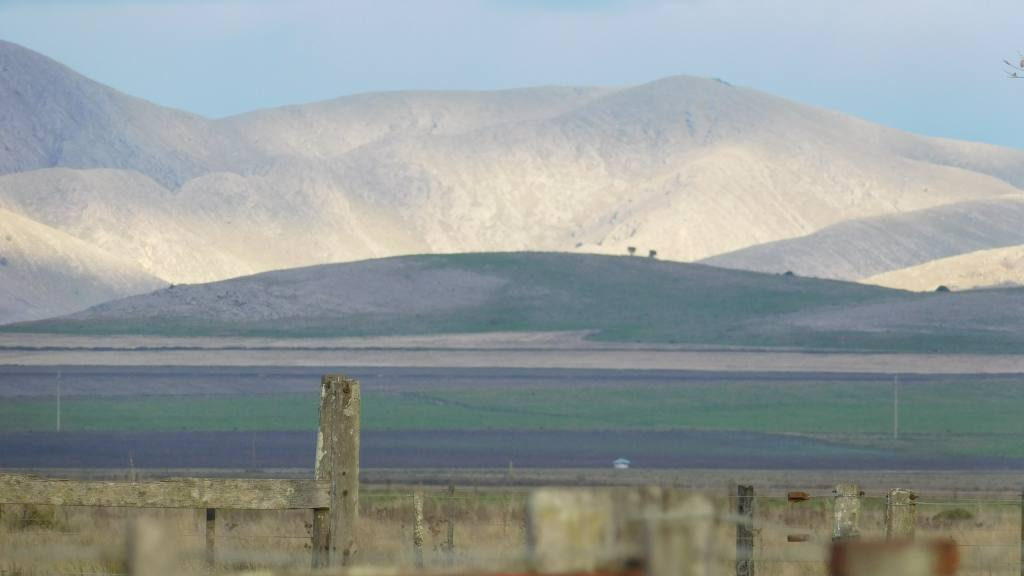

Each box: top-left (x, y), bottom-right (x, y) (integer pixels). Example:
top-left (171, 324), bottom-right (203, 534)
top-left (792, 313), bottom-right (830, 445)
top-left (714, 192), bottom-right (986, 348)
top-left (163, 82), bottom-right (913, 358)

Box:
top-left (11, 252), bottom-right (1024, 353)
top-left (5, 377), bottom-right (1024, 459)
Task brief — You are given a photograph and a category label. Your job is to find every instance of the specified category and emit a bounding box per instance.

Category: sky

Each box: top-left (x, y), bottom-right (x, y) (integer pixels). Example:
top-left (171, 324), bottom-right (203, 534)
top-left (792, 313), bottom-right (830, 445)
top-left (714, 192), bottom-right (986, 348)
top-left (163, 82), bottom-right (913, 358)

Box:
top-left (1, 0), bottom-right (1022, 148)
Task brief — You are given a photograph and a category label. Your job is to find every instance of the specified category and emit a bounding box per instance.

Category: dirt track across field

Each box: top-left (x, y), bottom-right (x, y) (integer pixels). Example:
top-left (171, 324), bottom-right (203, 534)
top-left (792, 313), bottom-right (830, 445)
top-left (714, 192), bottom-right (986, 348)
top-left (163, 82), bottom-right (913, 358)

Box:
top-left (3, 364), bottom-right (1022, 398)
top-left (4, 332), bottom-right (1024, 373)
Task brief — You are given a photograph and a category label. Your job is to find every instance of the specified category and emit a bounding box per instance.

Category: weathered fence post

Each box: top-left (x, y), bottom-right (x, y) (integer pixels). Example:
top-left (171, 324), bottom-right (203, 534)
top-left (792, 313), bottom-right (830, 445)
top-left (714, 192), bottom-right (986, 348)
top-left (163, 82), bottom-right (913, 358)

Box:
top-left (644, 494), bottom-right (715, 576)
top-left (1020, 491), bottom-right (1024, 576)
top-left (736, 485), bottom-right (755, 576)
top-left (832, 484), bottom-right (861, 541)
top-left (885, 489), bottom-right (915, 540)
top-left (527, 489), bottom-right (617, 573)
top-left (446, 482), bottom-right (456, 565)
top-left (204, 508), bottom-right (216, 569)
top-left (126, 515), bottom-right (175, 576)
top-left (311, 375), bottom-right (361, 568)
top-left (413, 490), bottom-right (425, 569)
top-left (528, 487), bottom-right (715, 575)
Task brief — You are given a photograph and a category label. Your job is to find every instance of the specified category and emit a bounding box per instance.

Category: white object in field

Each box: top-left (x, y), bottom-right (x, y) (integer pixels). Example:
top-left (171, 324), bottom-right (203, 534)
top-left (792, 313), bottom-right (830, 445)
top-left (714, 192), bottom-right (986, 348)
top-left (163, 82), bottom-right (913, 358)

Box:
top-left (613, 458), bottom-right (631, 469)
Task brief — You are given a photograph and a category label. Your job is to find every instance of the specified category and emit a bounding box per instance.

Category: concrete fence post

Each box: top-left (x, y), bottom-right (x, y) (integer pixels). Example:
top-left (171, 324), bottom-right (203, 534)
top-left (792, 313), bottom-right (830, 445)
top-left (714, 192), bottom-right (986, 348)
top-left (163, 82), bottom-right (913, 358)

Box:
top-left (528, 488), bottom-right (715, 575)
top-left (311, 375), bottom-right (360, 568)
top-left (644, 494), bottom-right (716, 576)
top-left (526, 489), bottom-right (617, 573)
top-left (832, 484), bottom-right (861, 541)
top-left (126, 515), bottom-right (175, 576)
top-left (885, 489), bottom-right (915, 540)
top-left (413, 490), bottom-right (425, 569)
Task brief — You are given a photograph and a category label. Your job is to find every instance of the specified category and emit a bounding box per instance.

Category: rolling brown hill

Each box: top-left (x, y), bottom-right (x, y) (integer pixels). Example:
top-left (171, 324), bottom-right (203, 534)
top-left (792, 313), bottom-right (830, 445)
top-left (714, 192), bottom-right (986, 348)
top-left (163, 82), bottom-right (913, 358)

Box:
top-left (11, 252), bottom-right (1024, 354)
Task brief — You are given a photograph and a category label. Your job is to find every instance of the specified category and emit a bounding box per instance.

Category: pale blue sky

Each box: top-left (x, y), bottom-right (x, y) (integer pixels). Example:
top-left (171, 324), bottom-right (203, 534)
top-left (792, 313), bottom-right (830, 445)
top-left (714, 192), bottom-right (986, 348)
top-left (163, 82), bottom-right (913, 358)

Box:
top-left (1, 0), bottom-right (1022, 148)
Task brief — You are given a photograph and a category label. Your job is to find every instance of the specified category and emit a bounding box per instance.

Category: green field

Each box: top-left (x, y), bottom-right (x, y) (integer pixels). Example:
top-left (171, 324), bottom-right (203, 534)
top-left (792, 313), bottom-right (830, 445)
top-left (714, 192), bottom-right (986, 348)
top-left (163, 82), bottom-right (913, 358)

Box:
top-left (6, 378), bottom-right (1024, 458)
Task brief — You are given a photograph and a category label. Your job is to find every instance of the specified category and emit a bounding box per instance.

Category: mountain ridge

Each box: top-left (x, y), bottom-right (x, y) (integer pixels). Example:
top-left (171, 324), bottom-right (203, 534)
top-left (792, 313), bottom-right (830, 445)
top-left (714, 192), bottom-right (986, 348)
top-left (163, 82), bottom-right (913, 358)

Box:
top-left (3, 40), bottom-right (1024, 322)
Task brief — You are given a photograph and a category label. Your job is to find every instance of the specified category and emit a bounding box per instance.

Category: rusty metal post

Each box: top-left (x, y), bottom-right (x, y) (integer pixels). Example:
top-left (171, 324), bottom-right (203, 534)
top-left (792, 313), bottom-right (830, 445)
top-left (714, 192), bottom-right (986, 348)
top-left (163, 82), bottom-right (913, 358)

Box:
top-left (832, 484), bottom-right (861, 541)
top-left (885, 489), bottom-right (915, 540)
top-left (311, 375), bottom-right (360, 568)
top-left (736, 485), bottom-right (754, 576)
top-left (830, 540), bottom-right (959, 576)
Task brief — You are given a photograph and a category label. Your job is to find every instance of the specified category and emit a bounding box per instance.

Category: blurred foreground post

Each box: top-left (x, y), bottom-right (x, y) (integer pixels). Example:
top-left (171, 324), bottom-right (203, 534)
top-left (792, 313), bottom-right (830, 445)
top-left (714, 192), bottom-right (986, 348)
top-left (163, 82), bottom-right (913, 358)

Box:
top-left (885, 489), bottom-right (916, 540)
top-left (644, 493), bottom-right (715, 576)
top-left (832, 484), bottom-right (861, 541)
top-left (830, 540), bottom-right (958, 576)
top-left (127, 515), bottom-right (176, 576)
top-left (527, 488), bottom-right (714, 576)
top-left (527, 489), bottom-right (616, 573)
top-left (736, 485), bottom-right (754, 576)
top-left (311, 375), bottom-right (361, 568)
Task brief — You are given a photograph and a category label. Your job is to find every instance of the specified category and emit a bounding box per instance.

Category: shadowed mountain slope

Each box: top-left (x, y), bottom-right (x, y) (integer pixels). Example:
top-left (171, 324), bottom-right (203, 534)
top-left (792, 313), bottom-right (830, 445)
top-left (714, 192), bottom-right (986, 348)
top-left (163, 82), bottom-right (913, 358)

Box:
top-left (702, 197), bottom-right (1024, 280)
top-left (0, 208), bottom-right (165, 322)
top-left (866, 245), bottom-right (1024, 291)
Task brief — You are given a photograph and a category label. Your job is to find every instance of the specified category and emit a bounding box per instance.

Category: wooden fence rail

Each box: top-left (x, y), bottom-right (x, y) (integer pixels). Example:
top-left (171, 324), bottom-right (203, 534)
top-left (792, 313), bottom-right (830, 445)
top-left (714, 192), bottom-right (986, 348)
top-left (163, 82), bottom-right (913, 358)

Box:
top-left (0, 475), bottom-right (330, 509)
top-left (0, 374), bottom-right (361, 570)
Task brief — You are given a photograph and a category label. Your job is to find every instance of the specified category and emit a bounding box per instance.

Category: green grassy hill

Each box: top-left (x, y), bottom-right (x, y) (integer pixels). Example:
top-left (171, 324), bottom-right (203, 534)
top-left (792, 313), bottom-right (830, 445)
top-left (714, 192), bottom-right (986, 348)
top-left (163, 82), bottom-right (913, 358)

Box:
top-left (7, 252), bottom-right (1024, 352)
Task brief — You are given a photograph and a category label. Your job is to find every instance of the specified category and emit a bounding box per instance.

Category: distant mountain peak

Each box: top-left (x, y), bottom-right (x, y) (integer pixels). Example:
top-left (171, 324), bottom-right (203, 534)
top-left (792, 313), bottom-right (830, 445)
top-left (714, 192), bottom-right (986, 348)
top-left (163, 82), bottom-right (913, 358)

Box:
top-left (3, 40), bottom-right (1024, 323)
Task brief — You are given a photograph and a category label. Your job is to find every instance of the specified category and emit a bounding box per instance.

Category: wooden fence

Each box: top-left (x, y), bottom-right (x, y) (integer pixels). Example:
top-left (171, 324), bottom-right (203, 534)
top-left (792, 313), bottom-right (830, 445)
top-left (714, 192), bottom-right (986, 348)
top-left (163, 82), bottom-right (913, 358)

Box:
top-left (75, 483), bottom-right (962, 576)
top-left (0, 373), bottom-right (984, 576)
top-left (0, 374), bottom-right (360, 569)
top-left (0, 473), bottom-right (983, 576)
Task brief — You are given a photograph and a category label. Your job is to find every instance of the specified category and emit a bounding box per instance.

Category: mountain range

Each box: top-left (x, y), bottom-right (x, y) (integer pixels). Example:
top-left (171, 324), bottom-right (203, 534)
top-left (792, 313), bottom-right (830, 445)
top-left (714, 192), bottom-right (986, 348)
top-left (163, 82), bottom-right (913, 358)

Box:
top-left (3, 39), bottom-right (1024, 323)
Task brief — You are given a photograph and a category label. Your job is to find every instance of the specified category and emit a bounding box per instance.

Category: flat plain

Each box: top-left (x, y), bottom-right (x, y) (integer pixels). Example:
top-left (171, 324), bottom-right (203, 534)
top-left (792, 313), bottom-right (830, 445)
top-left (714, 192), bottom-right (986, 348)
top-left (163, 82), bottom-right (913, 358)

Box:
top-left (4, 363), bottom-right (1024, 469)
